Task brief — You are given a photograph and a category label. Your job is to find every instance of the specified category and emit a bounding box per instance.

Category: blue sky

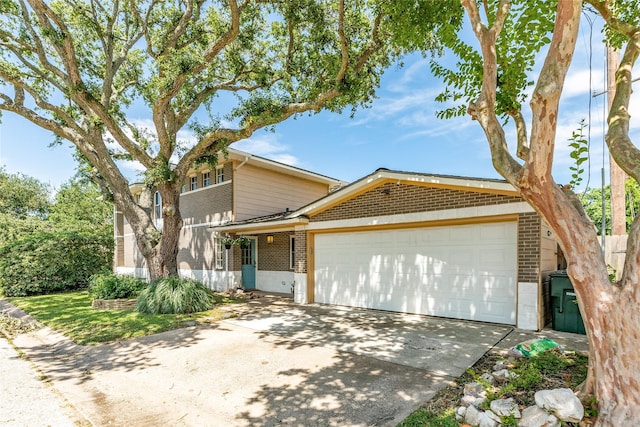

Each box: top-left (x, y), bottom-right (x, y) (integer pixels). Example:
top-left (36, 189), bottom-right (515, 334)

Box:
top-left (0, 13), bottom-right (638, 194)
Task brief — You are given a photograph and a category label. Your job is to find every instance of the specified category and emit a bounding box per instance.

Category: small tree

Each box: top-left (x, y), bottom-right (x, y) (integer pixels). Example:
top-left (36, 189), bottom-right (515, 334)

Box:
top-left (0, 0), bottom-right (452, 281)
top-left (393, 0), bottom-right (640, 424)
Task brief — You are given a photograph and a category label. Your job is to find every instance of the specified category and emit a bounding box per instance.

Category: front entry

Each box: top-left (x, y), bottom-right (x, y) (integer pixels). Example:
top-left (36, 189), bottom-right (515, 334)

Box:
top-left (241, 238), bottom-right (257, 290)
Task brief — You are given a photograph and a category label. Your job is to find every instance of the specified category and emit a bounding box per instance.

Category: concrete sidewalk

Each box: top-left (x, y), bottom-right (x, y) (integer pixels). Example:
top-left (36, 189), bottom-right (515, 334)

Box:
top-left (0, 336), bottom-right (79, 426)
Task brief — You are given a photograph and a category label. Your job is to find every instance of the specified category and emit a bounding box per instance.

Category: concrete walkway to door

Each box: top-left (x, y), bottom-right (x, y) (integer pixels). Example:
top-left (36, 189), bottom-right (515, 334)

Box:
top-left (4, 295), bottom-right (513, 427)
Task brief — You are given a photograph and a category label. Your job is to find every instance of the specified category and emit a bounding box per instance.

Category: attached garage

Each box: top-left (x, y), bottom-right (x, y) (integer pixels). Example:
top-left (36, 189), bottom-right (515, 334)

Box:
top-left (215, 168), bottom-right (558, 330)
top-left (314, 221), bottom-right (517, 324)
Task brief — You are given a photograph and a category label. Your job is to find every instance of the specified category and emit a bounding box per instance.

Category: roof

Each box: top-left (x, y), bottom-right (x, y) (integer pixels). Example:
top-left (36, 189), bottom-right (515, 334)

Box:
top-left (226, 148), bottom-right (346, 188)
top-left (212, 168), bottom-right (520, 234)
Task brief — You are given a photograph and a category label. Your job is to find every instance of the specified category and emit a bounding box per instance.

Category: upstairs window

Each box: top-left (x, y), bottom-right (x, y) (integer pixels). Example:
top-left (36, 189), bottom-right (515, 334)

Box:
top-left (154, 192), bottom-right (162, 219)
top-left (190, 176), bottom-right (198, 191)
top-left (215, 166), bottom-right (225, 184)
top-left (203, 172), bottom-right (211, 187)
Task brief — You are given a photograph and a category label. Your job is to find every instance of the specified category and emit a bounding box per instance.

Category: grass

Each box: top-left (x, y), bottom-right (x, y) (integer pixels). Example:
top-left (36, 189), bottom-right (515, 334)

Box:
top-left (398, 349), bottom-right (589, 426)
top-left (6, 290), bottom-right (244, 345)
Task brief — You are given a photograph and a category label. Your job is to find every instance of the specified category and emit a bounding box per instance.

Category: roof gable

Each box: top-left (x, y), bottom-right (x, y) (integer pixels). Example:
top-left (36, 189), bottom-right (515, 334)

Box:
top-left (290, 169), bottom-right (520, 219)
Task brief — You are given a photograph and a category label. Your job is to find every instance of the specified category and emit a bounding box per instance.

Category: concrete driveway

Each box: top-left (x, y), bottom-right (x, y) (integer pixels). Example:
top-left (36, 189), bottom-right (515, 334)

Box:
top-left (10, 296), bottom-right (513, 426)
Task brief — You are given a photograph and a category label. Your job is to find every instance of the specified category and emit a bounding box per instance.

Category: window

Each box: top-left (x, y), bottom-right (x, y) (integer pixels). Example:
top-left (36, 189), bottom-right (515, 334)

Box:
top-left (215, 166), bottom-right (225, 184)
top-left (181, 184), bottom-right (186, 193)
top-left (290, 236), bottom-right (295, 270)
top-left (154, 191), bottom-right (162, 219)
top-left (190, 175), bottom-right (198, 191)
top-left (203, 172), bottom-right (211, 187)
top-left (215, 238), bottom-right (224, 269)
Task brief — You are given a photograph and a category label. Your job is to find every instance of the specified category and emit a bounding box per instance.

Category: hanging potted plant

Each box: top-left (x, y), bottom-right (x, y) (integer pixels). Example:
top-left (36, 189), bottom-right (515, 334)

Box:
top-left (235, 236), bottom-right (250, 248)
top-left (221, 236), bottom-right (234, 250)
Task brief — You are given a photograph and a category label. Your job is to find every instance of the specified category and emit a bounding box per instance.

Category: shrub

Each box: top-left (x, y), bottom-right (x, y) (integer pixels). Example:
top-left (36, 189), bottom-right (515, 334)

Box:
top-left (0, 231), bottom-right (112, 296)
top-left (136, 277), bottom-right (215, 314)
top-left (89, 273), bottom-right (146, 300)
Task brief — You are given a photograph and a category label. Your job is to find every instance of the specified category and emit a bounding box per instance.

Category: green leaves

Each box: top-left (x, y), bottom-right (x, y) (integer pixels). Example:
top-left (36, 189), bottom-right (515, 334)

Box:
top-left (568, 119), bottom-right (589, 189)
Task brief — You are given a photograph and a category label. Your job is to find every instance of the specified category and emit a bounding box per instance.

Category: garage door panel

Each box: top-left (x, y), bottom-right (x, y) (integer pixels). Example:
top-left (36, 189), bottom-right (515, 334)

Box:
top-left (314, 222), bottom-right (517, 324)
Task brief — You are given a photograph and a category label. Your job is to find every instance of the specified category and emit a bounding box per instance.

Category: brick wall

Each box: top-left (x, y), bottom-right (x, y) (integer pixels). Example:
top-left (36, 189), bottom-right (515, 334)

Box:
top-left (311, 182), bottom-right (522, 222)
top-left (518, 212), bottom-right (541, 282)
top-left (294, 230), bottom-right (307, 274)
top-left (257, 232), bottom-right (294, 271)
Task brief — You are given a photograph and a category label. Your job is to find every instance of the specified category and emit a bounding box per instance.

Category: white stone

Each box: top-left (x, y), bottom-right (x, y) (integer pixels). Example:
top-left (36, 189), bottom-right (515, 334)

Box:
top-left (464, 382), bottom-right (485, 395)
top-left (519, 405), bottom-right (560, 427)
top-left (481, 372), bottom-right (496, 385)
top-left (465, 404), bottom-right (483, 426)
top-left (492, 368), bottom-right (517, 382)
top-left (490, 397), bottom-right (521, 418)
top-left (464, 405), bottom-right (498, 427)
top-left (455, 406), bottom-right (467, 421)
top-left (485, 409), bottom-right (502, 424)
top-left (535, 388), bottom-right (584, 423)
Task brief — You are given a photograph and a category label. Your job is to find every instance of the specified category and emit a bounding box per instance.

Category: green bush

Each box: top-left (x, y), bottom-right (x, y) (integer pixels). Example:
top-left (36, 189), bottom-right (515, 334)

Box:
top-left (89, 273), bottom-right (146, 300)
top-left (136, 277), bottom-right (215, 314)
top-left (0, 231), bottom-right (113, 297)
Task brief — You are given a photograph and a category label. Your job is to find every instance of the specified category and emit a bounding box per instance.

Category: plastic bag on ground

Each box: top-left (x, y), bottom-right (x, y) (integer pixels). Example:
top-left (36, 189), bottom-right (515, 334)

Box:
top-left (508, 337), bottom-right (560, 358)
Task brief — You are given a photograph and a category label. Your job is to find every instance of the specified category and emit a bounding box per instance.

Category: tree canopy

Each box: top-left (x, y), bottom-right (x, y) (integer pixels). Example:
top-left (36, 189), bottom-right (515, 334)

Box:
top-left (0, 0), bottom-right (456, 279)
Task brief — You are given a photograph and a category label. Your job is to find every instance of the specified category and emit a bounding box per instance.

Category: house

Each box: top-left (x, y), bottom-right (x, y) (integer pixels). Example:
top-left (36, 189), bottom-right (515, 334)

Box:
top-left (114, 148), bottom-right (344, 292)
top-left (116, 151), bottom-right (557, 331)
top-left (213, 168), bottom-right (558, 331)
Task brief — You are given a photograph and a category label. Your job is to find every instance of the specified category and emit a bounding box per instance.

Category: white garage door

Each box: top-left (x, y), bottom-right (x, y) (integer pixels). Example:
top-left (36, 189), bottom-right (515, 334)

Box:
top-left (314, 222), bottom-right (517, 324)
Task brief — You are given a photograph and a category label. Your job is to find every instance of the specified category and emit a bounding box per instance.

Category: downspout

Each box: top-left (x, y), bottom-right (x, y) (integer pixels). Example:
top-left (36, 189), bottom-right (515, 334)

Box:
top-left (234, 155), bottom-right (250, 171)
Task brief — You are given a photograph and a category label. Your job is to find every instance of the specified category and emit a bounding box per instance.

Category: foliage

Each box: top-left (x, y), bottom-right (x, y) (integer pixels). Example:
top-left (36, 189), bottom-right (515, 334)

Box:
top-left (136, 277), bottom-right (215, 314)
top-left (0, 212), bottom-right (50, 249)
top-left (402, 350), bottom-right (588, 426)
top-left (88, 273), bottom-right (146, 300)
top-left (396, 407), bottom-right (458, 427)
top-left (7, 291), bottom-right (242, 345)
top-left (233, 236), bottom-right (250, 247)
top-left (0, 168), bottom-right (51, 220)
top-left (49, 179), bottom-right (113, 236)
top-left (0, 0), bottom-right (452, 279)
top-left (568, 119), bottom-right (589, 189)
top-left (0, 231), bottom-right (112, 297)
top-left (581, 179), bottom-right (640, 235)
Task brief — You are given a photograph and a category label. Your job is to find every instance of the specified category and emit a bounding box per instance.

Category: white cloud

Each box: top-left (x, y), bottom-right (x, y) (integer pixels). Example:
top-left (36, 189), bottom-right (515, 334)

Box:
top-left (231, 134), bottom-right (300, 166)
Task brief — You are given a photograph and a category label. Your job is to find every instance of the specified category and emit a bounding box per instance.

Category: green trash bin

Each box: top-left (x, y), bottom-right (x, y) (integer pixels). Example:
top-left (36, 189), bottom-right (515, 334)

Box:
top-left (550, 270), bottom-right (586, 335)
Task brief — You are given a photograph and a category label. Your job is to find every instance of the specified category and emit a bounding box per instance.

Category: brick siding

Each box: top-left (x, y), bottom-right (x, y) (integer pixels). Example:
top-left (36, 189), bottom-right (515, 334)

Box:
top-left (310, 182), bottom-right (522, 222)
top-left (294, 230), bottom-right (307, 274)
top-left (257, 232), bottom-right (294, 271)
top-left (518, 212), bottom-right (541, 282)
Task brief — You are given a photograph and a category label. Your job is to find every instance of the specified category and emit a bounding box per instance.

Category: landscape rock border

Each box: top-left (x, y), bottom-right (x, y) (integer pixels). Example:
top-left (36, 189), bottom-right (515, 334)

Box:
top-left (91, 298), bottom-right (137, 310)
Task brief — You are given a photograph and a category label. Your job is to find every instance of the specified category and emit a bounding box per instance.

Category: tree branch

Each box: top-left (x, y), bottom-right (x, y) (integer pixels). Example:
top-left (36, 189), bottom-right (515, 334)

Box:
top-left (523, 0), bottom-right (581, 187)
top-left (510, 109), bottom-right (529, 160)
top-left (336, 0), bottom-right (349, 83)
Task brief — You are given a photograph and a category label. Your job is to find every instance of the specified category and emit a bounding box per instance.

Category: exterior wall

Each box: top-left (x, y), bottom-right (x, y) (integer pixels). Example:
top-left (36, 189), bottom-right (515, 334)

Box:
top-left (517, 212), bottom-right (541, 283)
top-left (115, 266), bottom-right (241, 291)
top-left (256, 271), bottom-right (295, 294)
top-left (114, 210), bottom-right (125, 267)
top-left (179, 181), bottom-right (233, 227)
top-left (256, 232), bottom-right (293, 272)
top-left (233, 163), bottom-right (329, 221)
top-left (311, 182), bottom-right (522, 222)
top-left (516, 213), bottom-right (543, 330)
top-left (540, 222), bottom-right (558, 327)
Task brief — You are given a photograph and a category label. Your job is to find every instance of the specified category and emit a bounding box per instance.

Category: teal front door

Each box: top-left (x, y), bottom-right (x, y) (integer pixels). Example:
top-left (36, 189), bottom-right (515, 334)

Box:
top-left (241, 238), bottom-right (256, 290)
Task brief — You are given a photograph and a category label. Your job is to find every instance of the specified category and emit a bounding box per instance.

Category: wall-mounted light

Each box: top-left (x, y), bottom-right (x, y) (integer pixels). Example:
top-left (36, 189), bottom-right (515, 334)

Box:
top-left (267, 235), bottom-right (274, 244)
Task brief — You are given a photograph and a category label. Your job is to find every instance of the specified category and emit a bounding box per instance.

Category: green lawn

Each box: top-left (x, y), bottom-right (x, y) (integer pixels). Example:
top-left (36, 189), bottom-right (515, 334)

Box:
top-left (7, 291), bottom-right (244, 346)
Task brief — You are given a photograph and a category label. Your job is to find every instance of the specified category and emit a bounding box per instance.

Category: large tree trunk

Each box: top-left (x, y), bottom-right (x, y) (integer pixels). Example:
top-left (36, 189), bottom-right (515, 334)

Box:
top-left (460, 1), bottom-right (640, 424)
top-left (139, 183), bottom-right (183, 281)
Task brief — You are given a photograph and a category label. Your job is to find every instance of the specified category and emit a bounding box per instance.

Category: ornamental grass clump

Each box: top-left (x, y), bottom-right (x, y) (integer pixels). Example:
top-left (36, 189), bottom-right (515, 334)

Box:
top-left (136, 277), bottom-right (215, 314)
